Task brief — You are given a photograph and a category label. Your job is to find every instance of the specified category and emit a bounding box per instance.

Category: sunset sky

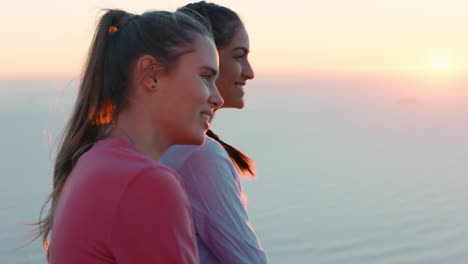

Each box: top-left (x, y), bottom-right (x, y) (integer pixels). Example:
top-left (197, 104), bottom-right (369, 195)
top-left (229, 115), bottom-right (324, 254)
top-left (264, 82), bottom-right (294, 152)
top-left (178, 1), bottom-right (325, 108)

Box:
top-left (1, 0), bottom-right (467, 79)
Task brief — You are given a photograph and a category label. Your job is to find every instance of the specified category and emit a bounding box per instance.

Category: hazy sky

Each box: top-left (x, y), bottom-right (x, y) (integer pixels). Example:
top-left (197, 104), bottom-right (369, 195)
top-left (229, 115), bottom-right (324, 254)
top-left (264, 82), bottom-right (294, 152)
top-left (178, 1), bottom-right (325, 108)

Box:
top-left (1, 0), bottom-right (467, 78)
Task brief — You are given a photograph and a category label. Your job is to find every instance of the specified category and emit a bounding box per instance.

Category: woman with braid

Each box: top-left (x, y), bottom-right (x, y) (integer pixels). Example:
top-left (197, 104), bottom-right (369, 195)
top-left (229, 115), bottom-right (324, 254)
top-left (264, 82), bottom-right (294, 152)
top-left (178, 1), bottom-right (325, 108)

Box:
top-left (34, 8), bottom-right (223, 263)
top-left (161, 2), bottom-right (269, 263)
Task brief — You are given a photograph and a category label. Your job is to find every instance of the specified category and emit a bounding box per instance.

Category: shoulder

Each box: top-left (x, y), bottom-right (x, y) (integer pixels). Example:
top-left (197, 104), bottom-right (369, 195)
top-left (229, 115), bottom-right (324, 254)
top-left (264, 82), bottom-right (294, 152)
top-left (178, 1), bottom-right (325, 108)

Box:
top-left (123, 165), bottom-right (186, 203)
top-left (160, 144), bottom-right (199, 171)
top-left (183, 136), bottom-right (233, 173)
top-left (85, 138), bottom-right (155, 169)
top-left (133, 164), bottom-right (181, 188)
top-left (179, 136), bottom-right (239, 185)
top-left (161, 135), bottom-right (239, 186)
top-left (190, 136), bottom-right (231, 161)
top-left (161, 135), bottom-right (230, 170)
top-left (201, 136), bottom-right (230, 157)
top-left (76, 139), bottom-right (180, 188)
top-left (112, 164), bottom-right (191, 232)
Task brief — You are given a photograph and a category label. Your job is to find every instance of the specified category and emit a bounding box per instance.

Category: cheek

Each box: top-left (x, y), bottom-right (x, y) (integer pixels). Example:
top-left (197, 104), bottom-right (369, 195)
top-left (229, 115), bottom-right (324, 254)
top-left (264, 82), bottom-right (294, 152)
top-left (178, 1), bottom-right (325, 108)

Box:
top-left (215, 79), bottom-right (230, 100)
top-left (220, 60), bottom-right (241, 81)
top-left (217, 64), bottom-right (238, 93)
top-left (183, 81), bottom-right (207, 113)
top-left (189, 79), bottom-right (208, 101)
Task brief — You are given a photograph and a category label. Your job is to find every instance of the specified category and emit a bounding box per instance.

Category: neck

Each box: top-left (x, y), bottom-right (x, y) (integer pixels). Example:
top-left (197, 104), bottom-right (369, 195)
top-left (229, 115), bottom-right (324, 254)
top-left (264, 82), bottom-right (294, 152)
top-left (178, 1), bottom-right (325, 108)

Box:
top-left (109, 113), bottom-right (169, 161)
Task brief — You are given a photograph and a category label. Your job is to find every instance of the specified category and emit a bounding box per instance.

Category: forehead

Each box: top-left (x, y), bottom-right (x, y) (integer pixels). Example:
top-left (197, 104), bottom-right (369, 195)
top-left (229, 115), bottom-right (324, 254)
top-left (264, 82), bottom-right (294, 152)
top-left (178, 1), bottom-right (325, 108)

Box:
top-left (229, 27), bottom-right (250, 48)
top-left (183, 35), bottom-right (218, 68)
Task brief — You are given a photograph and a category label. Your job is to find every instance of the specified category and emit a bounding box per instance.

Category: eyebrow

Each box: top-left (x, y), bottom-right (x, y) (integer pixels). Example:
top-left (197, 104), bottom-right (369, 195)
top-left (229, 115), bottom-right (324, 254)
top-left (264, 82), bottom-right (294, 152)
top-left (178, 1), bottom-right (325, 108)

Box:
top-left (200, 66), bottom-right (218, 76)
top-left (232, 46), bottom-right (249, 54)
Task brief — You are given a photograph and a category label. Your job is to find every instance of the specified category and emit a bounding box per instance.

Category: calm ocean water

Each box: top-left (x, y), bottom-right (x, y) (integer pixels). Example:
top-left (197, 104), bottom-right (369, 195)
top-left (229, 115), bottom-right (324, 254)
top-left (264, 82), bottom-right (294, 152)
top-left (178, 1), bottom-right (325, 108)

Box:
top-left (1, 74), bottom-right (467, 263)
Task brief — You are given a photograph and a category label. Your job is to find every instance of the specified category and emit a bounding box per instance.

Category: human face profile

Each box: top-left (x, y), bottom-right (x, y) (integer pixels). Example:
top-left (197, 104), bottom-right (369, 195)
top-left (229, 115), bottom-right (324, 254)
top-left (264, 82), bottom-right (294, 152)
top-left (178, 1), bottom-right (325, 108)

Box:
top-left (155, 35), bottom-right (223, 145)
top-left (216, 27), bottom-right (254, 109)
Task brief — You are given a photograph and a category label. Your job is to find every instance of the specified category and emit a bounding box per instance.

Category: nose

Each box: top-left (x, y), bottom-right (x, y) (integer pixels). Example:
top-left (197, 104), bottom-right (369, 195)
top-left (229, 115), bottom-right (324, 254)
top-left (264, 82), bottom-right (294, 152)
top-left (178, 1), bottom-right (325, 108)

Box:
top-left (208, 85), bottom-right (224, 109)
top-left (242, 60), bottom-right (254, 80)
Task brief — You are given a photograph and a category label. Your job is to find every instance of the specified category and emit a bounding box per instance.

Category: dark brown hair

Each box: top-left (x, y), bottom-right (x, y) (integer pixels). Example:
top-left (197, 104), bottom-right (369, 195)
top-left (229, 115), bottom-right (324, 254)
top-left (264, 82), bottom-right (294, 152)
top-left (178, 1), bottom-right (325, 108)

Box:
top-left (178, 2), bottom-right (256, 178)
top-left (32, 8), bottom-right (211, 254)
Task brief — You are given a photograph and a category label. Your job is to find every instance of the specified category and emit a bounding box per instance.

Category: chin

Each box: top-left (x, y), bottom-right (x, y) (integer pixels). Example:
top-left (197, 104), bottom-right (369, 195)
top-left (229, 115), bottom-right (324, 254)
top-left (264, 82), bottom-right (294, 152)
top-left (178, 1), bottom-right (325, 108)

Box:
top-left (234, 101), bottom-right (245, 109)
top-left (223, 99), bottom-right (245, 109)
top-left (234, 96), bottom-right (246, 108)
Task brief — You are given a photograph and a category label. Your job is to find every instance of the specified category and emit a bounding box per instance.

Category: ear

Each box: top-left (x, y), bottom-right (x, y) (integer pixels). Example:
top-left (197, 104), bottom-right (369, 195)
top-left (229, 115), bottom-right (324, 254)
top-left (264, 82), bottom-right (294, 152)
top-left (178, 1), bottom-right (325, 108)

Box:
top-left (134, 55), bottom-right (164, 91)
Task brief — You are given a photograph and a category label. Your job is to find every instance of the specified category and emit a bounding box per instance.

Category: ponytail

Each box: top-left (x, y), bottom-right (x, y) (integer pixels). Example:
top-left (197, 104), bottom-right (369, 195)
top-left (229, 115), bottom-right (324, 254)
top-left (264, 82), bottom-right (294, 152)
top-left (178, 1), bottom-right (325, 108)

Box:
top-left (206, 129), bottom-right (256, 178)
top-left (32, 9), bottom-right (133, 256)
top-left (32, 8), bottom-right (211, 257)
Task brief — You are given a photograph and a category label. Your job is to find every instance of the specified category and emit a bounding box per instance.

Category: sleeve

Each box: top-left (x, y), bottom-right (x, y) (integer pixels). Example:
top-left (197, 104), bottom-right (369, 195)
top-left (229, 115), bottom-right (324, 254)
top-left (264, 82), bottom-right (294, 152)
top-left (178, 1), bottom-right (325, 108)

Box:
top-left (180, 147), bottom-right (269, 264)
top-left (110, 167), bottom-right (200, 264)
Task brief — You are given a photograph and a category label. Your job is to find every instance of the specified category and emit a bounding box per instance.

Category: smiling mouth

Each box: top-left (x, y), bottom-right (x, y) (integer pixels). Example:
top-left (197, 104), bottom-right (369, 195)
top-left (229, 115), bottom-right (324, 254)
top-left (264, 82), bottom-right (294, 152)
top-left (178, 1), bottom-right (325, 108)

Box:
top-left (201, 113), bottom-right (211, 121)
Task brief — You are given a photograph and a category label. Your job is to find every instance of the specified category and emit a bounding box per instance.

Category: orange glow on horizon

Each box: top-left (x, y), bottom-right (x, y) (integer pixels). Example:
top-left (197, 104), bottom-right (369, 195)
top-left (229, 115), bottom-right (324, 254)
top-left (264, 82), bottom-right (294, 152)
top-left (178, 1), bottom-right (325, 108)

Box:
top-left (431, 54), bottom-right (449, 70)
top-left (1, 0), bottom-right (468, 78)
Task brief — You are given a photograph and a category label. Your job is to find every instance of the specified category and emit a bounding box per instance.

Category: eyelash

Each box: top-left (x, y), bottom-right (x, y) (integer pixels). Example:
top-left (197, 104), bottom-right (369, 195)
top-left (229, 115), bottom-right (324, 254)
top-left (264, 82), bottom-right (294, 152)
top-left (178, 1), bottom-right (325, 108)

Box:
top-left (201, 74), bottom-right (212, 80)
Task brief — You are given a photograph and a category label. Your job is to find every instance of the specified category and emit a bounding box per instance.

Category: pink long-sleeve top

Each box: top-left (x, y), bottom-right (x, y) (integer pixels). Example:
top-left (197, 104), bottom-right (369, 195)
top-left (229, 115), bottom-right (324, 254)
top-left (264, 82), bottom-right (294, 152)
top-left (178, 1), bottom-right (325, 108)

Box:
top-left (49, 138), bottom-right (199, 264)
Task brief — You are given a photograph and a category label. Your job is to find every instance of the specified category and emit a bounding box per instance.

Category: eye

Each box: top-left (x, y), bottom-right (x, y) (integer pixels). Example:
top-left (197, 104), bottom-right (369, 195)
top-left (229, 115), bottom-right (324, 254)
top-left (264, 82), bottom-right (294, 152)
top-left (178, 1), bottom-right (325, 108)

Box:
top-left (234, 54), bottom-right (246, 59)
top-left (201, 74), bottom-right (212, 80)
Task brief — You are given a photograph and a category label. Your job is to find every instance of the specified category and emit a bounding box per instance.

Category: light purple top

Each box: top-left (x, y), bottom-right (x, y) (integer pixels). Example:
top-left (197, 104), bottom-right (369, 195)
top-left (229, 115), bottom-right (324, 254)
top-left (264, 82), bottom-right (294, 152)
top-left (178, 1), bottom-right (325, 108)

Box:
top-left (160, 136), bottom-right (269, 264)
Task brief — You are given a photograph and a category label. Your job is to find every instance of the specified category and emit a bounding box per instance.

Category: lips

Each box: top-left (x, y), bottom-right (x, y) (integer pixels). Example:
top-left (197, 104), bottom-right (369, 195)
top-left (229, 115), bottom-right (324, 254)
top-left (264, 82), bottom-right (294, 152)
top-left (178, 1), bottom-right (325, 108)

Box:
top-left (201, 113), bottom-right (210, 121)
top-left (200, 111), bottom-right (213, 122)
top-left (234, 81), bottom-right (246, 86)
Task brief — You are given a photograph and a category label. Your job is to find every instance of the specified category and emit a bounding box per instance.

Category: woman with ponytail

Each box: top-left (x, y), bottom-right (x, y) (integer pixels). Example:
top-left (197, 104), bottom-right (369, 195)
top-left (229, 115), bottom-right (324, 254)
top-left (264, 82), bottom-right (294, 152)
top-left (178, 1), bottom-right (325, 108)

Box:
top-left (161, 2), bottom-right (269, 263)
top-left (34, 8), bottom-right (223, 263)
